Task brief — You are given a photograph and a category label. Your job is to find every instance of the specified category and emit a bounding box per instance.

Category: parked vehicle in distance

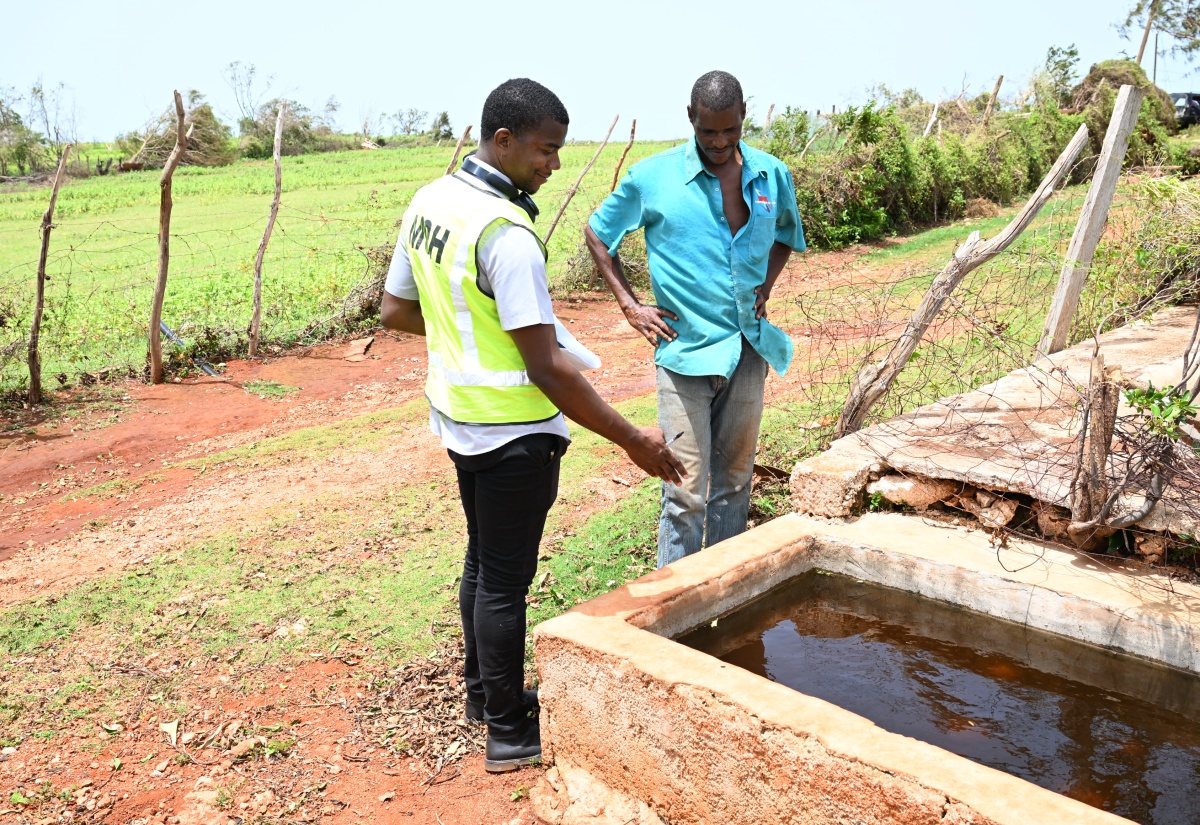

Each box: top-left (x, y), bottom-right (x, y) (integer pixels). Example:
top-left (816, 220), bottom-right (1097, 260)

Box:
top-left (1172, 92), bottom-right (1200, 128)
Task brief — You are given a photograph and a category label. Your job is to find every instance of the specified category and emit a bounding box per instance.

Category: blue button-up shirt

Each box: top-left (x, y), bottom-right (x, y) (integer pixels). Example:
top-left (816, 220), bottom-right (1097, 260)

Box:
top-left (589, 138), bottom-right (805, 378)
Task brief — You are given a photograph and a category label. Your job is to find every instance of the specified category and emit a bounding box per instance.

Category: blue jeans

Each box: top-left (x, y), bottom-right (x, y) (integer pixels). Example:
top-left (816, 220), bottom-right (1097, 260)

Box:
top-left (656, 337), bottom-right (767, 568)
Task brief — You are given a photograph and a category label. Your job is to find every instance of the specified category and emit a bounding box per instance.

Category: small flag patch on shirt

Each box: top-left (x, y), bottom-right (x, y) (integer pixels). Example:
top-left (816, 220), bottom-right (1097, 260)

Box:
top-left (756, 193), bottom-right (774, 213)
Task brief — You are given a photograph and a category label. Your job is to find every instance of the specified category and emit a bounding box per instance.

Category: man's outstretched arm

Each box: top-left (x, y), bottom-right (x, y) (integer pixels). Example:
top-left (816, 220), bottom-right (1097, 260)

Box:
top-left (509, 323), bottom-right (686, 485)
top-left (584, 225), bottom-right (678, 347)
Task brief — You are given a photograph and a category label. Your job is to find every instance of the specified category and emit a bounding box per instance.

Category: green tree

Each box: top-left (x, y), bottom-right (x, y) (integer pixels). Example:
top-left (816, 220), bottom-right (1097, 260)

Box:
top-left (1044, 44), bottom-right (1081, 106)
top-left (241, 99), bottom-right (316, 158)
top-left (427, 111), bottom-right (453, 140)
top-left (392, 108), bottom-right (427, 136)
top-left (0, 87), bottom-right (43, 176)
top-left (1122, 1), bottom-right (1200, 64)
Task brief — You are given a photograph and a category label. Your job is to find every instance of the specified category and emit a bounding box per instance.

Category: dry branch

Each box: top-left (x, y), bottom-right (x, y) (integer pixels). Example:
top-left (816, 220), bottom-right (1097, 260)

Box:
top-left (610, 118), bottom-right (637, 192)
top-left (764, 103), bottom-right (775, 132)
top-left (444, 125), bottom-right (473, 176)
top-left (542, 114), bottom-right (619, 244)
top-left (799, 126), bottom-right (826, 160)
top-left (27, 145), bottom-right (72, 404)
top-left (148, 91), bottom-right (194, 385)
top-left (923, 102), bottom-right (940, 137)
top-left (249, 103), bottom-right (285, 358)
top-left (983, 75), bottom-right (1003, 126)
top-left (834, 122), bottom-right (1090, 437)
top-left (1038, 85), bottom-right (1144, 356)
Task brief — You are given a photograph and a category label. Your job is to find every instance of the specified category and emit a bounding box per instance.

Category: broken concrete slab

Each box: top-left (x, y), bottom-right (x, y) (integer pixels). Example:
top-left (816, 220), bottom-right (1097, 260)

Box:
top-left (954, 489), bottom-right (1019, 528)
top-left (790, 306), bottom-right (1200, 535)
top-left (789, 438), bottom-right (881, 517)
top-left (867, 474), bottom-right (960, 510)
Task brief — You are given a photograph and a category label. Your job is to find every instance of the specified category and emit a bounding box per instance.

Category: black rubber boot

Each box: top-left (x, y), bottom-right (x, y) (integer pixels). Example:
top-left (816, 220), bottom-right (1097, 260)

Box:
top-left (483, 717), bottom-right (542, 773)
top-left (465, 688), bottom-right (539, 725)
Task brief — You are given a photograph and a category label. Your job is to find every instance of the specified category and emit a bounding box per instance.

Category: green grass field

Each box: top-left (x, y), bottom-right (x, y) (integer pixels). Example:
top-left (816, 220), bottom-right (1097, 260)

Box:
top-left (0, 140), bottom-right (676, 392)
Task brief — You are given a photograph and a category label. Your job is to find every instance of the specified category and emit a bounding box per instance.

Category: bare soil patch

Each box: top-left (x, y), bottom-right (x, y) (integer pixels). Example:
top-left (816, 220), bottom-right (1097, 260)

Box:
top-left (0, 247), bottom-right (906, 824)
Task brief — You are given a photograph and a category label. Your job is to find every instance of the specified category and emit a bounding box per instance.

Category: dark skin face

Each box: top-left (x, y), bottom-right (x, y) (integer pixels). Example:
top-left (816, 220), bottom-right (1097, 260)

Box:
top-left (687, 101), bottom-right (746, 169)
top-left (689, 100), bottom-right (750, 236)
top-left (475, 117), bottom-right (567, 194)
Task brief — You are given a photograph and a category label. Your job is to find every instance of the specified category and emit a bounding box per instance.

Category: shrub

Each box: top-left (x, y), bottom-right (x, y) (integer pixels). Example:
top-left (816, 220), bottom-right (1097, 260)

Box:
top-left (775, 101), bottom-right (1085, 248)
top-left (1174, 143), bottom-right (1200, 175)
top-left (239, 99), bottom-right (322, 159)
top-left (1068, 59), bottom-right (1176, 166)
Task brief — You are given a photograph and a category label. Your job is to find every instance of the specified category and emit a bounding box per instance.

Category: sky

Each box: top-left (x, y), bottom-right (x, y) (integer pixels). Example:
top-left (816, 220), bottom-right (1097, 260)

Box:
top-left (4, 0), bottom-right (1197, 143)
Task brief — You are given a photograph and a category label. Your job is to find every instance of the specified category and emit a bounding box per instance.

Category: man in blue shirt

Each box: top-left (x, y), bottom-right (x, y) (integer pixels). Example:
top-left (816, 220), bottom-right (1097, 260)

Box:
top-left (585, 70), bottom-right (805, 567)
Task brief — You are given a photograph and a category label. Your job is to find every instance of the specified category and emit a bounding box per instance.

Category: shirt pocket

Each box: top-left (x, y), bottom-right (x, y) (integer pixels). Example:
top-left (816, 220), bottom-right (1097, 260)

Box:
top-left (748, 201), bottom-right (777, 263)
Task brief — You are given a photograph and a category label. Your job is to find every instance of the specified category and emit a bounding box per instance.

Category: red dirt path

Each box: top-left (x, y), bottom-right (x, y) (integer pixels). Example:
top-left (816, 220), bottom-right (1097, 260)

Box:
top-left (0, 248), bottom-right (893, 824)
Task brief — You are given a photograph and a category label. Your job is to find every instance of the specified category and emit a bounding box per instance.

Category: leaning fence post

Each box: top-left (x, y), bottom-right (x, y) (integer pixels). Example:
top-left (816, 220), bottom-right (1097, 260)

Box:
top-left (27, 145), bottom-right (72, 404)
top-left (444, 125), bottom-right (473, 176)
top-left (542, 115), bottom-right (619, 245)
top-left (148, 91), bottom-right (193, 385)
top-left (834, 123), bottom-right (1090, 438)
top-left (249, 103), bottom-right (285, 358)
top-left (1038, 84), bottom-right (1144, 356)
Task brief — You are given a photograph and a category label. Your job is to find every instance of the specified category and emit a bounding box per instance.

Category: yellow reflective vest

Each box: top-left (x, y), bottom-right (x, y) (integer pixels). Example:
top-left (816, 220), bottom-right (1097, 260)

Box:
top-left (401, 174), bottom-right (559, 425)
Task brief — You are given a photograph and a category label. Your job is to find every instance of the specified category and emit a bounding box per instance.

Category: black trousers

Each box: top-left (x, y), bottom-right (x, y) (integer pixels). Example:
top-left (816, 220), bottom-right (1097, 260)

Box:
top-left (450, 433), bottom-right (563, 738)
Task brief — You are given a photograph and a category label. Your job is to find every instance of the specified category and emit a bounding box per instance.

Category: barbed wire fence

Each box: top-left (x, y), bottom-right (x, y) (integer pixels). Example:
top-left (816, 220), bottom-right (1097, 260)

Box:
top-left (0, 116), bottom-right (655, 399)
top-left (543, 118), bottom-right (657, 297)
top-left (0, 201), bottom-right (396, 396)
top-left (769, 164), bottom-right (1200, 566)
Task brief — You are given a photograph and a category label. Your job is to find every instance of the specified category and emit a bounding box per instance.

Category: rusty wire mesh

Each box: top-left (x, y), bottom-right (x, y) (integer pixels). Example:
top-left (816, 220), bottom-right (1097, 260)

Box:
top-left (766, 171), bottom-right (1200, 563)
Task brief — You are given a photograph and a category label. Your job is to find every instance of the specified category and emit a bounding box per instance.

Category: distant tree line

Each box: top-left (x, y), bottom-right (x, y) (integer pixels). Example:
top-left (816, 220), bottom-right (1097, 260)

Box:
top-left (0, 63), bottom-right (459, 177)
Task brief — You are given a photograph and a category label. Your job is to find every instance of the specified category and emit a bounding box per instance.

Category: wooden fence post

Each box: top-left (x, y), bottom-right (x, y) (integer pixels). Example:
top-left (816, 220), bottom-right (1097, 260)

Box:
top-left (27, 145), bottom-right (72, 404)
top-left (249, 103), bottom-right (285, 358)
top-left (1068, 350), bottom-right (1119, 545)
top-left (835, 123), bottom-right (1089, 437)
top-left (588, 119), bottom-right (639, 288)
top-left (542, 115), bottom-right (619, 245)
top-left (610, 118), bottom-right (637, 192)
top-left (1037, 84), bottom-right (1144, 357)
top-left (148, 91), bottom-right (193, 385)
top-left (444, 125), bottom-right (473, 176)
top-left (1137, 1), bottom-right (1157, 64)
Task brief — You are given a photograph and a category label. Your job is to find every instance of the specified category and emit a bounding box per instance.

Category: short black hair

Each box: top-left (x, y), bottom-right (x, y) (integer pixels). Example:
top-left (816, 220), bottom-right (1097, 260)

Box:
top-left (690, 70), bottom-right (744, 114)
top-left (480, 78), bottom-right (569, 142)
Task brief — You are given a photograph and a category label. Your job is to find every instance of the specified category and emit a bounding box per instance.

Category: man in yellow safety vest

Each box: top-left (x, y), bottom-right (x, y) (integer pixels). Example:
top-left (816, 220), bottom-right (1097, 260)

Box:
top-left (380, 78), bottom-right (685, 772)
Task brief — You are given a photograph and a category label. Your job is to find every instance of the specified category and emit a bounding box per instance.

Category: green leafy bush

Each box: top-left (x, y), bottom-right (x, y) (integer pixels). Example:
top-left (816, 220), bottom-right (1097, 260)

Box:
top-left (774, 101), bottom-right (1083, 249)
top-left (1068, 60), bottom-right (1176, 167)
top-left (769, 65), bottom-right (1182, 251)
